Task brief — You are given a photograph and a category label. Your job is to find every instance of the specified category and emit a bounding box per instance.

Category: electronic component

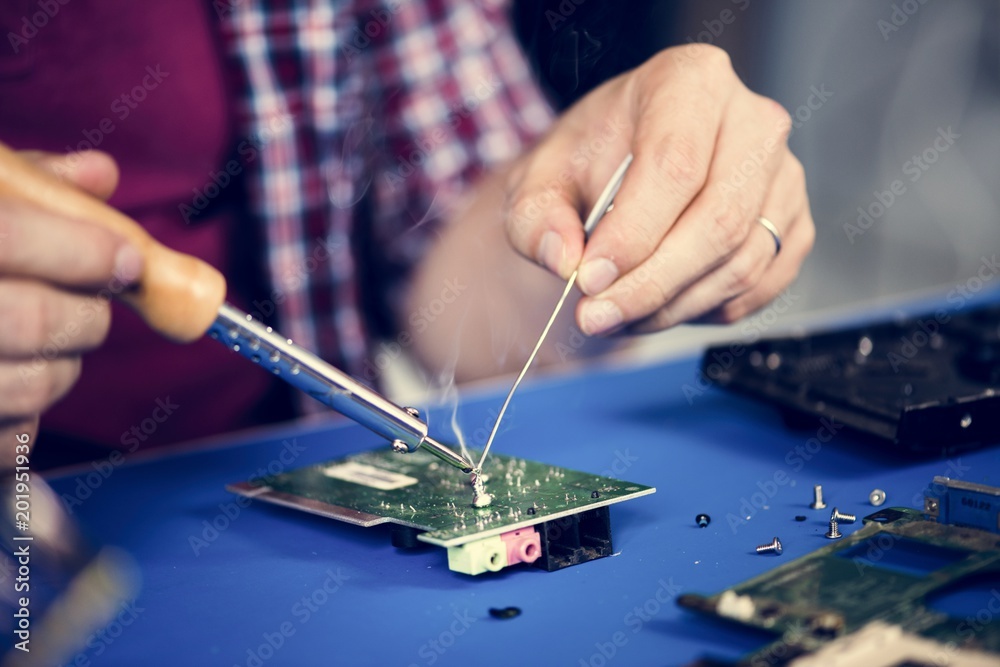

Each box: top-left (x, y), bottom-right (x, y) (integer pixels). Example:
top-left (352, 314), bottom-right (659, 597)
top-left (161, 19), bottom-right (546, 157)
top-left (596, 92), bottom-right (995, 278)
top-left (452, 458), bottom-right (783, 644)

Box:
top-left (754, 537), bottom-right (782, 555)
top-left (924, 476), bottom-right (1000, 534)
top-left (227, 449), bottom-right (654, 576)
top-left (831, 508), bottom-right (856, 523)
top-left (446, 527), bottom-right (543, 575)
top-left (809, 485), bottom-right (826, 510)
top-left (700, 304), bottom-right (1000, 454)
top-left (679, 507), bottom-right (1000, 663)
top-left (788, 622), bottom-right (999, 667)
top-left (500, 527), bottom-right (542, 566)
top-left (447, 535), bottom-right (508, 575)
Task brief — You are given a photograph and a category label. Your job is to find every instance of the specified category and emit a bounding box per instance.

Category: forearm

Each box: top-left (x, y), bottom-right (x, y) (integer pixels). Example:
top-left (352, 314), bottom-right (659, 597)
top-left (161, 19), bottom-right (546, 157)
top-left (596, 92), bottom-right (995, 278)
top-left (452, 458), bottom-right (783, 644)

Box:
top-left (405, 163), bottom-right (611, 383)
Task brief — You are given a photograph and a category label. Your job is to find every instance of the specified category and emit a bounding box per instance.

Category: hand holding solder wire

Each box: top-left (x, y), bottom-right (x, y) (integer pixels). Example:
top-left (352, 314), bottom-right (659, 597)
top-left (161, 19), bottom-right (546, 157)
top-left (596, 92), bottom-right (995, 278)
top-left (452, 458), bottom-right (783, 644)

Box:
top-left (502, 45), bottom-right (814, 338)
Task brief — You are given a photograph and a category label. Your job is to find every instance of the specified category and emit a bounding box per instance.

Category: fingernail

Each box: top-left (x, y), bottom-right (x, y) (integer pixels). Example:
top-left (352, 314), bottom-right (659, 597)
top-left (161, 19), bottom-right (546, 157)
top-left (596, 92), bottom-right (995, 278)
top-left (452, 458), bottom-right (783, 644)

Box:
top-left (580, 299), bottom-right (623, 336)
top-left (538, 231), bottom-right (565, 276)
top-left (114, 244), bottom-right (144, 284)
top-left (578, 258), bottom-right (619, 295)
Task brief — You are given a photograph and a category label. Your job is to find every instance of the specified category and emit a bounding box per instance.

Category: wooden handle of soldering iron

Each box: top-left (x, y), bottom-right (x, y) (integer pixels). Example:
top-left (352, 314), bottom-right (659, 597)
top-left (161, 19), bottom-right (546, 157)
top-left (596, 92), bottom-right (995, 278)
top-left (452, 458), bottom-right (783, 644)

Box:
top-left (0, 143), bottom-right (226, 342)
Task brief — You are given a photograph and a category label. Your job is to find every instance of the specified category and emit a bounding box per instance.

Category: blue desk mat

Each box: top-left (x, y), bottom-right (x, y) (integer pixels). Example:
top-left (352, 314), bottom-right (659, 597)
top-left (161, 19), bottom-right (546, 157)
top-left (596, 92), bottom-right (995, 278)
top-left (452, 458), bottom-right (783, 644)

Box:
top-left (40, 353), bottom-right (1000, 666)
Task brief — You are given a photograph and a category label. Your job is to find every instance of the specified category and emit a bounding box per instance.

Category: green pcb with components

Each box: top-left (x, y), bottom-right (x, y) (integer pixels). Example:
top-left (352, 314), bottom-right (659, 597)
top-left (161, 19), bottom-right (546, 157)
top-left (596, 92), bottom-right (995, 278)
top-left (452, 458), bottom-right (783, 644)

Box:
top-left (228, 449), bottom-right (654, 548)
top-left (679, 507), bottom-right (1000, 660)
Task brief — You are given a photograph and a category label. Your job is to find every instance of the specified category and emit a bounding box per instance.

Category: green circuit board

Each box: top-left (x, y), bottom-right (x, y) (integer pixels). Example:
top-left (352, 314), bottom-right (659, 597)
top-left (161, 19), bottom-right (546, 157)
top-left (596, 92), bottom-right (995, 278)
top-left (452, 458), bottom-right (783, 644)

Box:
top-left (679, 507), bottom-right (1000, 660)
top-left (228, 448), bottom-right (655, 548)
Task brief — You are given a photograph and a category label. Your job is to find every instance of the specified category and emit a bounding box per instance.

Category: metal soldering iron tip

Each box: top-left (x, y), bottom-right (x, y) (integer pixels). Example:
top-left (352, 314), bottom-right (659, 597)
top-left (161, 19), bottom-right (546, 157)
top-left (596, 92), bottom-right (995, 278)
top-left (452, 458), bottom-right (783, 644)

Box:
top-left (420, 435), bottom-right (474, 473)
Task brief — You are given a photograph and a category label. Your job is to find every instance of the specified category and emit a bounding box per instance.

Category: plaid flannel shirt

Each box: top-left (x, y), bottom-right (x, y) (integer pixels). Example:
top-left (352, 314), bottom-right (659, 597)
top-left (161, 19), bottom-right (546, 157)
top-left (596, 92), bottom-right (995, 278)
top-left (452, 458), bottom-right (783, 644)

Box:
top-left (218, 0), bottom-right (553, 407)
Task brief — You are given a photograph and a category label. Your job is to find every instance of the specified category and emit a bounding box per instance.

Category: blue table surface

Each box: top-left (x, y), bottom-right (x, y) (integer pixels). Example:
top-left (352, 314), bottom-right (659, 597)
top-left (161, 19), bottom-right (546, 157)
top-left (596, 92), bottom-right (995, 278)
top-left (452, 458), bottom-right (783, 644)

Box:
top-left (34, 345), bottom-right (1000, 666)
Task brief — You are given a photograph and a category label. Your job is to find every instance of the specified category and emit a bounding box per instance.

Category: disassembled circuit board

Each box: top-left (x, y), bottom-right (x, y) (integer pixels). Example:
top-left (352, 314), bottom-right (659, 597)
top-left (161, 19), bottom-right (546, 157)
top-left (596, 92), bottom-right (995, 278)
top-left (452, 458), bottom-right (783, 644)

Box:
top-left (679, 503), bottom-right (1000, 665)
top-left (924, 476), bottom-right (1000, 534)
top-left (701, 303), bottom-right (1000, 454)
top-left (228, 449), bottom-right (655, 576)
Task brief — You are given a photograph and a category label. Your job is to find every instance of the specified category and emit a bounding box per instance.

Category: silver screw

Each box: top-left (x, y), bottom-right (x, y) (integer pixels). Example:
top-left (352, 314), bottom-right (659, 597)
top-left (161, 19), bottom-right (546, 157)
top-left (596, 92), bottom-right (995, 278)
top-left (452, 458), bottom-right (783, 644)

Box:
top-left (390, 439), bottom-right (408, 453)
top-left (404, 406), bottom-right (421, 419)
top-left (831, 508), bottom-right (856, 523)
top-left (755, 537), bottom-right (783, 555)
top-left (810, 485), bottom-right (827, 510)
top-left (869, 489), bottom-right (886, 506)
top-left (825, 517), bottom-right (841, 539)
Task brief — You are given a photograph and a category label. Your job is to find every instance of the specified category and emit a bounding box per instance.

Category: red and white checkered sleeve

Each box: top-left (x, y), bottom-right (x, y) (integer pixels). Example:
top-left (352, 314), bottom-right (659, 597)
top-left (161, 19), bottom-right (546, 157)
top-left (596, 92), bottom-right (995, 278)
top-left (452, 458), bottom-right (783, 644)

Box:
top-left (365, 0), bottom-right (555, 314)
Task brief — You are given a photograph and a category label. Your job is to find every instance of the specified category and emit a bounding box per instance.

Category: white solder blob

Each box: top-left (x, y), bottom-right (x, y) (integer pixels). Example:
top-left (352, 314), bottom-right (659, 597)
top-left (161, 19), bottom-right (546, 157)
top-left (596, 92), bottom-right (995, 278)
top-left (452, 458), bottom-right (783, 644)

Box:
top-left (471, 469), bottom-right (493, 508)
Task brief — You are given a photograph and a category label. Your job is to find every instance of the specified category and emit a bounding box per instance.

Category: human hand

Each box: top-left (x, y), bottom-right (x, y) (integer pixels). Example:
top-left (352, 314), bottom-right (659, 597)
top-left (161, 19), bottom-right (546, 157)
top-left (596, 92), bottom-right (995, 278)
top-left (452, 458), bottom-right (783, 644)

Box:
top-left (504, 44), bottom-right (814, 336)
top-left (0, 148), bottom-right (142, 453)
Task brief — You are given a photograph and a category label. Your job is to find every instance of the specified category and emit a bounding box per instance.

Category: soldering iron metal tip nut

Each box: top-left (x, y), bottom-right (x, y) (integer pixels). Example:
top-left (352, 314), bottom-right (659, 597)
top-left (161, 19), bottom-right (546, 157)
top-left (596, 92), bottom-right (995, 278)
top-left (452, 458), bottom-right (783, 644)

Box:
top-left (419, 435), bottom-right (474, 473)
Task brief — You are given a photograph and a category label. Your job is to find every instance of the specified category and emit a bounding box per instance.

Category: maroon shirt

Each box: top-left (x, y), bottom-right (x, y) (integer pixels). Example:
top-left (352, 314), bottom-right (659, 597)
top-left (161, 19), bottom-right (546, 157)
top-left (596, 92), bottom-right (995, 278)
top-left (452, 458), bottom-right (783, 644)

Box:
top-left (0, 1), bottom-right (281, 455)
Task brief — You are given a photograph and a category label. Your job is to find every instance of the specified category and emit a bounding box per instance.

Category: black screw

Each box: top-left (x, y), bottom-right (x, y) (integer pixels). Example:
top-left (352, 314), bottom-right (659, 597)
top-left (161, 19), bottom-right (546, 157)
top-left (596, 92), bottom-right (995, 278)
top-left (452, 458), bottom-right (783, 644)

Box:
top-left (526, 507), bottom-right (536, 515)
top-left (591, 491), bottom-right (601, 499)
top-left (696, 513), bottom-right (711, 528)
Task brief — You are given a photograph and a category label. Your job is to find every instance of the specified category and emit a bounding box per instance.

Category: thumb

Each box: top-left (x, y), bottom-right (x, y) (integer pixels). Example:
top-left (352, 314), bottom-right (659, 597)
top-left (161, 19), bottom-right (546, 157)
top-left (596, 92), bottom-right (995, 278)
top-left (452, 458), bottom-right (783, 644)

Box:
top-left (18, 149), bottom-right (120, 202)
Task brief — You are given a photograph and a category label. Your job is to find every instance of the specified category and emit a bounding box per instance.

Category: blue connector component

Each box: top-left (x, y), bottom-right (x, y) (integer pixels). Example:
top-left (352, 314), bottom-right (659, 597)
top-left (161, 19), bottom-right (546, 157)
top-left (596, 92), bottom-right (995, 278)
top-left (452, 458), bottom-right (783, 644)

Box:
top-left (924, 476), bottom-right (1000, 534)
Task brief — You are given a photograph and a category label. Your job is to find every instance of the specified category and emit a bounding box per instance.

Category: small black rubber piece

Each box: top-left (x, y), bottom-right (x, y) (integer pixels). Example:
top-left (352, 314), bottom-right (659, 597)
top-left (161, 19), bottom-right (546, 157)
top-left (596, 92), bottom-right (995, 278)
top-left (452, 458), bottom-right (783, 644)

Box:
top-left (696, 513), bottom-right (710, 528)
top-left (489, 606), bottom-right (522, 620)
top-left (794, 515), bottom-right (807, 522)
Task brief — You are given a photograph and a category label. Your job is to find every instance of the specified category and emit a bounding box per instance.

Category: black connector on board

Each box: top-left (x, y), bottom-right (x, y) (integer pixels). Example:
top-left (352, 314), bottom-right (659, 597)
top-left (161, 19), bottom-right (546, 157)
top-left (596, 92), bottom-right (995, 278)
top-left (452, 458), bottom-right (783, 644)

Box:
top-left (535, 507), bottom-right (613, 571)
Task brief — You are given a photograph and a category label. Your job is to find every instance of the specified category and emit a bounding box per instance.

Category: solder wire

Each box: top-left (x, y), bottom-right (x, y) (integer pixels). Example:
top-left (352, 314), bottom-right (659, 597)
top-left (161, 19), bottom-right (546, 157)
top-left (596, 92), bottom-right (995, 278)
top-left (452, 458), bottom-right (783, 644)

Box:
top-left (475, 271), bottom-right (578, 472)
top-left (475, 154), bottom-right (634, 474)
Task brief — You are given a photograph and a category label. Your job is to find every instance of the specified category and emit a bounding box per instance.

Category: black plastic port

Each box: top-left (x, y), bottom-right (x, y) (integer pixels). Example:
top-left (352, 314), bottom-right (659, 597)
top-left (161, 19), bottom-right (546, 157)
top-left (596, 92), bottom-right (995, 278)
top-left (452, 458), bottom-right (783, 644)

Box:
top-left (534, 506), bottom-right (613, 571)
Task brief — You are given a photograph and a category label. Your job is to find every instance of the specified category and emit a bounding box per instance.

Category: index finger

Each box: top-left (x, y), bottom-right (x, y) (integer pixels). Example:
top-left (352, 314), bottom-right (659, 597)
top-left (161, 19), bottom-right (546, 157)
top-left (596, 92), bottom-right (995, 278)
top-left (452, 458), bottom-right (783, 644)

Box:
top-left (577, 47), bottom-right (737, 296)
top-left (0, 197), bottom-right (141, 289)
